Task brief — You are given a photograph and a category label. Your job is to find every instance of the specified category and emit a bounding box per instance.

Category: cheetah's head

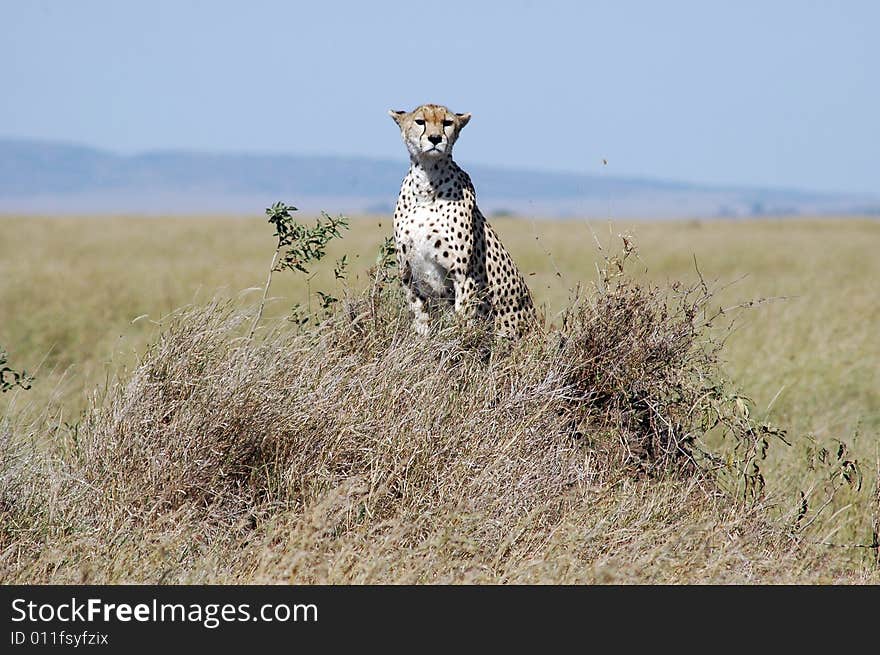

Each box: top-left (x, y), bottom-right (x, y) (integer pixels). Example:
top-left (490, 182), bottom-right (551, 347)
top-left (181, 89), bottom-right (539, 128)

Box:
top-left (388, 104), bottom-right (471, 161)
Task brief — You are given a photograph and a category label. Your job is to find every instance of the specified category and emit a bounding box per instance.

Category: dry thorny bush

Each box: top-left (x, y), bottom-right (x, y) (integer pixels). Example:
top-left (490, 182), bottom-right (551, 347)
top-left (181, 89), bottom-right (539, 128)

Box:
top-left (0, 236), bottom-right (876, 583)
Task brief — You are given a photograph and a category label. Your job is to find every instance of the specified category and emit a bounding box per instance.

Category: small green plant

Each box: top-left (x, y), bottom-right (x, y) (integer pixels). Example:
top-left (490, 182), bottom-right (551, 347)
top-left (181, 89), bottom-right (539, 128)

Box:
top-left (374, 236), bottom-right (397, 280)
top-left (0, 347), bottom-right (32, 393)
top-left (250, 202), bottom-right (349, 337)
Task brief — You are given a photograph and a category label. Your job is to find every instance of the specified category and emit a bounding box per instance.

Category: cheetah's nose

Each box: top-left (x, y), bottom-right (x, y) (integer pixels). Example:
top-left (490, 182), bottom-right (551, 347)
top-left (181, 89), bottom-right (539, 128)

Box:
top-left (427, 135), bottom-right (443, 145)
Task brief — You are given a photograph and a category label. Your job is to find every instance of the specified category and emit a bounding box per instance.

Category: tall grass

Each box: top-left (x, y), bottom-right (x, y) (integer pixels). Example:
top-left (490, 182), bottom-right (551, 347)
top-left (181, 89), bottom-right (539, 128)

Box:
top-left (1, 229), bottom-right (876, 583)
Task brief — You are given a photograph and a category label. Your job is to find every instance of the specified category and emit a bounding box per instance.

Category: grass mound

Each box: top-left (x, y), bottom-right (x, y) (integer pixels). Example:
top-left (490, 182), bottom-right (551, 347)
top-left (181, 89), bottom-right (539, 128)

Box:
top-left (1, 252), bottom-right (875, 583)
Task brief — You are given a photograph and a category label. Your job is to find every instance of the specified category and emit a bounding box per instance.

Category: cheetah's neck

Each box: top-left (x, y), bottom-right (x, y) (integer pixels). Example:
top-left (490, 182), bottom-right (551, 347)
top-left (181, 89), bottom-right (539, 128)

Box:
top-left (407, 156), bottom-right (460, 202)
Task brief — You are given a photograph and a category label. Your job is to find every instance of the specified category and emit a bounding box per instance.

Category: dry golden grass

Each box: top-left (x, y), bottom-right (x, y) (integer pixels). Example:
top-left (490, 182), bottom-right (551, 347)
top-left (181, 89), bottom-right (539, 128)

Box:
top-left (1, 214), bottom-right (878, 583)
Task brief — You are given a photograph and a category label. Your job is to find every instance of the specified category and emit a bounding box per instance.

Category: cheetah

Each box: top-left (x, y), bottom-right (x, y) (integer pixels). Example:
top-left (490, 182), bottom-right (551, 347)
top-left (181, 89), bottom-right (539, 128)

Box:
top-left (389, 103), bottom-right (535, 338)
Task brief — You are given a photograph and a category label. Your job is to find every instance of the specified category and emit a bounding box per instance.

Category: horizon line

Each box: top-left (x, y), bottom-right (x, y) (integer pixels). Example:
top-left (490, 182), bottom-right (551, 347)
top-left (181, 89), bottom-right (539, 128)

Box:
top-left (2, 135), bottom-right (875, 200)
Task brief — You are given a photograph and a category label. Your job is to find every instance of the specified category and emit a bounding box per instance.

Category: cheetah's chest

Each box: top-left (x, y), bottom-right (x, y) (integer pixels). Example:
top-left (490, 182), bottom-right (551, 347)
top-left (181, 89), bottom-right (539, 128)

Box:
top-left (397, 203), bottom-right (455, 300)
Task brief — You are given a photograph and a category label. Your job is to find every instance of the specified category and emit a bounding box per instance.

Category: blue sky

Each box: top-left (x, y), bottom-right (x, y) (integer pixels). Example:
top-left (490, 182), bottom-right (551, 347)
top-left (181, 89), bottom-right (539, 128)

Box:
top-left (2, 0), bottom-right (877, 194)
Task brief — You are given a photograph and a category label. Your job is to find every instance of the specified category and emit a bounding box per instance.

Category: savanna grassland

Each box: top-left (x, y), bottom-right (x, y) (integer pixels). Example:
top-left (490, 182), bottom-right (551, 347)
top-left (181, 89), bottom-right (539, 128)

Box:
top-left (1, 213), bottom-right (878, 583)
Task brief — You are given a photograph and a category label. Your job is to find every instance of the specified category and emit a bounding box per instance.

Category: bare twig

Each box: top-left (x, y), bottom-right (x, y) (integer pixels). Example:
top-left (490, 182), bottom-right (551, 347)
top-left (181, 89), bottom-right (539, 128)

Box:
top-left (249, 245), bottom-right (280, 340)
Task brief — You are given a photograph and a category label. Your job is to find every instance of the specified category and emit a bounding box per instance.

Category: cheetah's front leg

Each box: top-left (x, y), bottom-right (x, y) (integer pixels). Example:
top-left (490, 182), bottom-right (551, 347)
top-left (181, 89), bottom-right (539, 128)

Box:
top-left (406, 285), bottom-right (431, 336)
top-left (453, 274), bottom-right (487, 323)
top-left (399, 260), bottom-right (431, 336)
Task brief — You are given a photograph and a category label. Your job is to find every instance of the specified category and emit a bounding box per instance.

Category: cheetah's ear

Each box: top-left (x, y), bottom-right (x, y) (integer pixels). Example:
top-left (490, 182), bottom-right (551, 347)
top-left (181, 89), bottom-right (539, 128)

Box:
top-left (388, 109), bottom-right (407, 126)
top-left (455, 112), bottom-right (472, 128)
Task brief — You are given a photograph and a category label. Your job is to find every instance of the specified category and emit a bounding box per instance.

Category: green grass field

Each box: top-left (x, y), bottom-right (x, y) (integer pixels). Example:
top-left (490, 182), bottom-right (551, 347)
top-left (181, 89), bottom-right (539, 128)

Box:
top-left (1, 214), bottom-right (878, 583)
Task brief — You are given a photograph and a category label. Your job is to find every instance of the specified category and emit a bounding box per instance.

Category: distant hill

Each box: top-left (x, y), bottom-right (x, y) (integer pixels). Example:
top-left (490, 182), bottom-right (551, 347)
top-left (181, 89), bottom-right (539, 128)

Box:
top-left (1, 138), bottom-right (876, 218)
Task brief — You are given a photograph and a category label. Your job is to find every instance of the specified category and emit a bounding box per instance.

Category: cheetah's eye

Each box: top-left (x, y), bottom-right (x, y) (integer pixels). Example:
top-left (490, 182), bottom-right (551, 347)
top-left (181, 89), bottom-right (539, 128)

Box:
top-left (442, 120), bottom-right (453, 127)
top-left (414, 119), bottom-right (425, 126)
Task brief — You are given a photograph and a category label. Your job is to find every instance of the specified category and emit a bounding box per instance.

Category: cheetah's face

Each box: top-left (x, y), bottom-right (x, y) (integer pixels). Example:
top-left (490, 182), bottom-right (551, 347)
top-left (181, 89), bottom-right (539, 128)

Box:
top-left (389, 104), bottom-right (471, 160)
